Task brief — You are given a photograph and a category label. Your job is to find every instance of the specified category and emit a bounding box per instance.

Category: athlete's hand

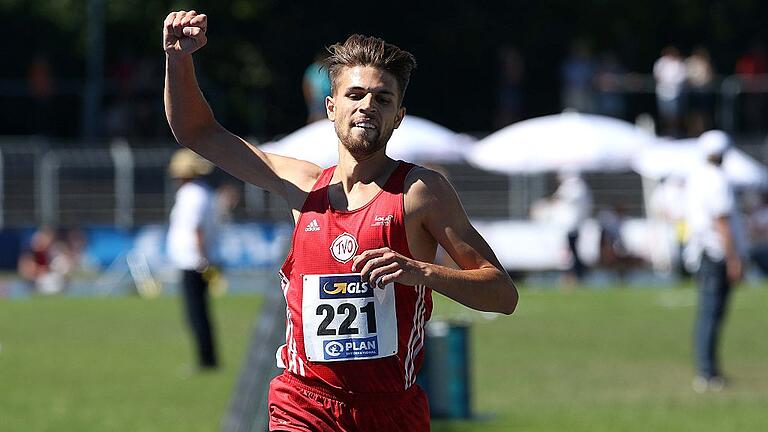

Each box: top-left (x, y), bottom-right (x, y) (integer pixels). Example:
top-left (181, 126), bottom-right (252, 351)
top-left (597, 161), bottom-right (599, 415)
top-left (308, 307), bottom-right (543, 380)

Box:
top-left (163, 10), bottom-right (207, 56)
top-left (351, 247), bottom-right (426, 288)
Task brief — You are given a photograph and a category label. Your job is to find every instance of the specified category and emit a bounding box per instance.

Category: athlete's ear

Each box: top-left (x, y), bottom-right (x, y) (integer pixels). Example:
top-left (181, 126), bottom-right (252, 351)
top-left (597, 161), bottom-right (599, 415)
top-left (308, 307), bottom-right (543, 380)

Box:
top-left (326, 95), bottom-right (336, 122)
top-left (394, 106), bottom-right (406, 129)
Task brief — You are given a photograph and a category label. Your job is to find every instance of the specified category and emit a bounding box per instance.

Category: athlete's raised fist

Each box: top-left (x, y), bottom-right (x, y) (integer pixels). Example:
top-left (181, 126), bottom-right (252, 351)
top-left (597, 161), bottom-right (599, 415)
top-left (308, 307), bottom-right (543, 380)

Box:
top-left (163, 10), bottom-right (207, 56)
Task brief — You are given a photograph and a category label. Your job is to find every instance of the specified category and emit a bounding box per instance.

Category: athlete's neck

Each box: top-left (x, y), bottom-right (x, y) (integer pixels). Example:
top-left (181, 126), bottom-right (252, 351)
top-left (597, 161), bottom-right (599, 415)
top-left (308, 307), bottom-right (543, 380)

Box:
top-left (335, 144), bottom-right (396, 192)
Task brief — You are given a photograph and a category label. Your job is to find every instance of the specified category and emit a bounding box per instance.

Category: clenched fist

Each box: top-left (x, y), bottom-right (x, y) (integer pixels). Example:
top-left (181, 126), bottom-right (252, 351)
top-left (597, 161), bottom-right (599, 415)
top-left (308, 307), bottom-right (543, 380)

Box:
top-left (163, 10), bottom-right (207, 56)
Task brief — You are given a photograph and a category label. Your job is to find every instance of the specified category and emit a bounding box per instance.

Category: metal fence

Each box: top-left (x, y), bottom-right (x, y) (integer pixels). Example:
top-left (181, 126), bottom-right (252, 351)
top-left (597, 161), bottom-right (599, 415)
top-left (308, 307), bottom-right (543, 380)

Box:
top-left (0, 137), bottom-right (650, 229)
top-left (0, 138), bottom-right (322, 229)
top-left (1, 134), bottom-right (766, 229)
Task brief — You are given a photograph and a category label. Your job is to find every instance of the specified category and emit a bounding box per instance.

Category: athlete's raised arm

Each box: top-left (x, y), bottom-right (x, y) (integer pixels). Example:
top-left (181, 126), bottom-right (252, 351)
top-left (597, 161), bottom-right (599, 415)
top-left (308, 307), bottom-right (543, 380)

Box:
top-left (353, 168), bottom-right (518, 315)
top-left (163, 10), bottom-right (322, 211)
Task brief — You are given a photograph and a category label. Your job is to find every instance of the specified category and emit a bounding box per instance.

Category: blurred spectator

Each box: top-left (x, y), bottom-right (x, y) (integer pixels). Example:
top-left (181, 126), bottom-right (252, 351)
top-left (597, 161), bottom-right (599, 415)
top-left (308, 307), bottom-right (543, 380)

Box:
top-left (495, 45), bottom-right (525, 128)
top-left (166, 149), bottom-right (219, 370)
top-left (649, 175), bottom-right (690, 277)
top-left (214, 182), bottom-right (241, 225)
top-left (684, 130), bottom-right (747, 392)
top-left (685, 47), bottom-right (716, 137)
top-left (653, 46), bottom-right (687, 137)
top-left (17, 226), bottom-right (72, 294)
top-left (27, 53), bottom-right (54, 136)
top-left (555, 172), bottom-right (592, 284)
top-left (534, 172), bottom-right (593, 284)
top-left (561, 40), bottom-right (597, 113)
top-left (734, 43), bottom-right (768, 133)
top-left (63, 227), bottom-right (98, 273)
top-left (597, 204), bottom-right (641, 279)
top-left (594, 51), bottom-right (627, 119)
top-left (597, 206), bottom-right (624, 258)
top-left (303, 51), bottom-right (332, 124)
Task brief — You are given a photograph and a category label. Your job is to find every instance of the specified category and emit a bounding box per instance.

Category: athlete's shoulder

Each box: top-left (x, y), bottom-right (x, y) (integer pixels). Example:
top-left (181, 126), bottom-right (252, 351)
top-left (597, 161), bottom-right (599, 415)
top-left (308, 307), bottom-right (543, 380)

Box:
top-left (403, 165), bottom-right (458, 212)
top-left (405, 165), bottom-right (454, 193)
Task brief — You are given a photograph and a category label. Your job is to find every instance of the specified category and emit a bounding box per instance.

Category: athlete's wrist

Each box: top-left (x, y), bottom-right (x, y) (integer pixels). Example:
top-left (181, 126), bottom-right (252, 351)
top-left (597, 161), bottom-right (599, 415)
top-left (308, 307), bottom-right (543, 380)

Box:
top-left (415, 261), bottom-right (434, 286)
top-left (165, 52), bottom-right (193, 65)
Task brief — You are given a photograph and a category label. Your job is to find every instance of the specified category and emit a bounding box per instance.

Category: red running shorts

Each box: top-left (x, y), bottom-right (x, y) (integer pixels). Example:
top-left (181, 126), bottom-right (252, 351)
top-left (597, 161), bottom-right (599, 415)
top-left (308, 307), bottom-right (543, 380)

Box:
top-left (268, 372), bottom-right (430, 432)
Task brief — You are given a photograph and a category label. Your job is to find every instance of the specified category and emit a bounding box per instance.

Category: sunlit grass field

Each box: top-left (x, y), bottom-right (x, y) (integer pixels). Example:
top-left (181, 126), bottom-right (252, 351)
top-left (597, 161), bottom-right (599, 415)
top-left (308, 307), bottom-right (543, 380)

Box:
top-left (432, 285), bottom-right (768, 432)
top-left (2, 284), bottom-right (767, 431)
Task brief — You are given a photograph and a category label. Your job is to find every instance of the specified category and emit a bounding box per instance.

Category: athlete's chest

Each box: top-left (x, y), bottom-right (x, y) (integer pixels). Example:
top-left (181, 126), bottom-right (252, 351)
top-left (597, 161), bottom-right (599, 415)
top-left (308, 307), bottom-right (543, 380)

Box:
top-left (296, 202), bottom-right (401, 266)
top-left (327, 182), bottom-right (385, 212)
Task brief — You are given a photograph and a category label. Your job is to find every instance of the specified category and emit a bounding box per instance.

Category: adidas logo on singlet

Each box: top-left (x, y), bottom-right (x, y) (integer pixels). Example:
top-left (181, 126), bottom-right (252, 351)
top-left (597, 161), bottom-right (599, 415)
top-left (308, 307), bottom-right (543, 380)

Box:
top-left (304, 219), bottom-right (321, 232)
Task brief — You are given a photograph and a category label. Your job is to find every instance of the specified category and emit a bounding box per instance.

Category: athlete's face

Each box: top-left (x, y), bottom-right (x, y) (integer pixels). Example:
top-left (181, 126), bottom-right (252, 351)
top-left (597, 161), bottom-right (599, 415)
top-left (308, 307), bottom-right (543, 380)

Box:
top-left (326, 66), bottom-right (405, 158)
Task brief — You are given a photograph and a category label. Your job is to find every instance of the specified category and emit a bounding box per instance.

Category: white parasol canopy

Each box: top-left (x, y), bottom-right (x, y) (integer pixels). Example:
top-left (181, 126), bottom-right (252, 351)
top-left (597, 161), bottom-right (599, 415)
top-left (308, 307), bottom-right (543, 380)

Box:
top-left (466, 113), bottom-right (655, 174)
top-left (259, 116), bottom-right (473, 167)
top-left (631, 138), bottom-right (768, 188)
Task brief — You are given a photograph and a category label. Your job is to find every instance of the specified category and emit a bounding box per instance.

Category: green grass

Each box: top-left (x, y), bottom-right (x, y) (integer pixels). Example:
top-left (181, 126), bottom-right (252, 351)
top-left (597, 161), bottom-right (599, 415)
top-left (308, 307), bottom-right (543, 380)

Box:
top-left (432, 285), bottom-right (768, 432)
top-left (2, 286), bottom-right (767, 432)
top-left (0, 294), bottom-right (262, 432)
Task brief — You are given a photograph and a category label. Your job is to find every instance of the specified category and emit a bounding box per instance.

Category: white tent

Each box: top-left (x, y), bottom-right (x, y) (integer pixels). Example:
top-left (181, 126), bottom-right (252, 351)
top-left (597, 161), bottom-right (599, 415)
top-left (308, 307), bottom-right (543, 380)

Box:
top-left (632, 138), bottom-right (768, 188)
top-left (466, 113), bottom-right (655, 174)
top-left (259, 116), bottom-right (473, 167)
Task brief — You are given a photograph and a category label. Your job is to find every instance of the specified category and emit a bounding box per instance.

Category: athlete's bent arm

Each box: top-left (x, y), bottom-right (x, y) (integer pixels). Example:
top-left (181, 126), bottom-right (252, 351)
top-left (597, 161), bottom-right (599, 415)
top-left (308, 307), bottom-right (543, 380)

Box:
top-left (353, 169), bottom-right (518, 315)
top-left (162, 10), bottom-right (321, 209)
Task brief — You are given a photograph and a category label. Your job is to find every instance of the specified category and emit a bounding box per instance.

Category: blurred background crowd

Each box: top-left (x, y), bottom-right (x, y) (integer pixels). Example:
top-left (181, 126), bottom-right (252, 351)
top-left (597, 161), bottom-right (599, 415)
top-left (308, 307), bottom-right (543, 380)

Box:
top-left (4, 0), bottom-right (768, 139)
top-left (3, 0), bottom-right (768, 295)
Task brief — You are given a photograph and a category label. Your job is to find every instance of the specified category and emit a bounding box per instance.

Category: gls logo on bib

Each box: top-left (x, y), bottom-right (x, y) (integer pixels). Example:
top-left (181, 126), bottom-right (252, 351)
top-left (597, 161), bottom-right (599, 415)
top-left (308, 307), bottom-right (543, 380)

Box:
top-left (320, 275), bottom-right (374, 299)
top-left (330, 232), bottom-right (358, 263)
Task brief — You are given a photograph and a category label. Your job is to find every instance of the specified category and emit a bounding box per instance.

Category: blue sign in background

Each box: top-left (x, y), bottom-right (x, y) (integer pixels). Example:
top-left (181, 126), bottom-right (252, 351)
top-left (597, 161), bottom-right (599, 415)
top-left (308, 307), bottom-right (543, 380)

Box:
top-left (1, 222), bottom-right (294, 271)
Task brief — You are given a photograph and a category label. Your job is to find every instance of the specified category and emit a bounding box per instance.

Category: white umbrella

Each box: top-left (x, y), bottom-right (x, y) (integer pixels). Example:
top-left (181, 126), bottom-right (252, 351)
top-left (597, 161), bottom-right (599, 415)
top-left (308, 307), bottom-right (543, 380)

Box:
top-left (259, 120), bottom-right (337, 167)
top-left (259, 116), bottom-right (472, 167)
top-left (632, 138), bottom-right (768, 188)
top-left (466, 113), bottom-right (655, 174)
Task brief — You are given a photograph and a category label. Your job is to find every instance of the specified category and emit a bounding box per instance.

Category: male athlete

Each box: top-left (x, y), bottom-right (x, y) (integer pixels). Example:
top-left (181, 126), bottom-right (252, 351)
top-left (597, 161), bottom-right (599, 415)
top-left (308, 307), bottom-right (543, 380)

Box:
top-left (163, 10), bottom-right (518, 431)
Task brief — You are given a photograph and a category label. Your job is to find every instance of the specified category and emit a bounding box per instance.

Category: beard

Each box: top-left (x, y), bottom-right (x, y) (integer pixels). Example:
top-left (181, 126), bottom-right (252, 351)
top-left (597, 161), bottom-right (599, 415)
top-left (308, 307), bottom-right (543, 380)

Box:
top-left (336, 122), bottom-right (395, 159)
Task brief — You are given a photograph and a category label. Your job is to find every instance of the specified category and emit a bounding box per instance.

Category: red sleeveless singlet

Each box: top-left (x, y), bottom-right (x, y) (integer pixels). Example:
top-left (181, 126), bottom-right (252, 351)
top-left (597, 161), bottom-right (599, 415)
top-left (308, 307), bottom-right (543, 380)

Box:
top-left (277, 161), bottom-right (433, 393)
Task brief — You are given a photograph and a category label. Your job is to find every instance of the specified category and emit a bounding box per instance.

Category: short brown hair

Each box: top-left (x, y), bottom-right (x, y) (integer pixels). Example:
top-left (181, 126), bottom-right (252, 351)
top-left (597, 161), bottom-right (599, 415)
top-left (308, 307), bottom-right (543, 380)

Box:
top-left (323, 35), bottom-right (417, 104)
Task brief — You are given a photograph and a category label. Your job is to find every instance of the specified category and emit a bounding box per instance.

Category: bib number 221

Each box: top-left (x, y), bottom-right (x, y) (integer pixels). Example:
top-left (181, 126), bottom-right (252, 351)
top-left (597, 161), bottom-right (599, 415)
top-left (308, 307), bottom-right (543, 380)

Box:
top-left (316, 302), bottom-right (377, 336)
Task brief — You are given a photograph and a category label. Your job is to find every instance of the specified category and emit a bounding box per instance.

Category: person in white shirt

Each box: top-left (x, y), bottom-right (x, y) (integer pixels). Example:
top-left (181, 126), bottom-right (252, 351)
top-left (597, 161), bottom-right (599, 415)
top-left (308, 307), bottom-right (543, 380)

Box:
top-left (167, 148), bottom-right (219, 369)
top-left (552, 171), bottom-right (593, 283)
top-left (653, 46), bottom-right (687, 136)
top-left (684, 130), bottom-right (745, 392)
top-left (649, 175), bottom-right (690, 276)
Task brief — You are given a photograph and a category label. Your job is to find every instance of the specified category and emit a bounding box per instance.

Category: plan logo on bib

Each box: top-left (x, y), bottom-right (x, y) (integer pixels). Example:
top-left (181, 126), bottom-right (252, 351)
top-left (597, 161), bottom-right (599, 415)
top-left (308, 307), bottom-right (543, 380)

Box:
top-left (323, 337), bottom-right (378, 360)
top-left (330, 232), bottom-right (358, 263)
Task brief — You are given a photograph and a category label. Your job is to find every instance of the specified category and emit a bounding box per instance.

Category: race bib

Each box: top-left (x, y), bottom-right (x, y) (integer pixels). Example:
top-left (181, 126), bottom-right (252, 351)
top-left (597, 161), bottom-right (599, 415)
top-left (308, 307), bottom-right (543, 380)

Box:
top-left (302, 273), bottom-right (397, 362)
